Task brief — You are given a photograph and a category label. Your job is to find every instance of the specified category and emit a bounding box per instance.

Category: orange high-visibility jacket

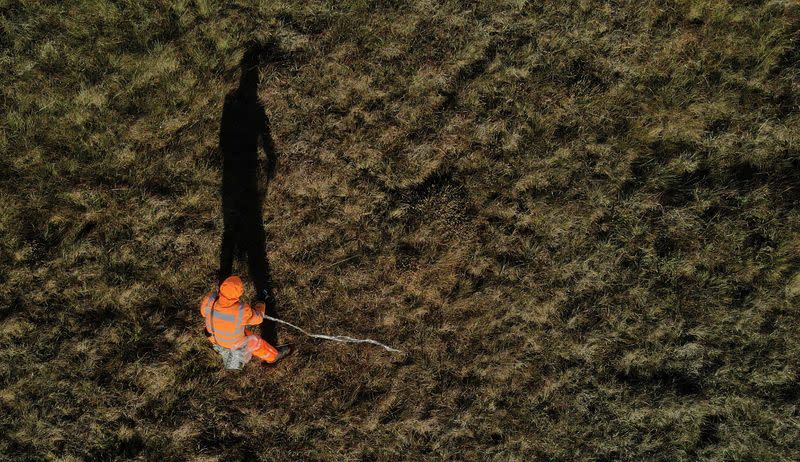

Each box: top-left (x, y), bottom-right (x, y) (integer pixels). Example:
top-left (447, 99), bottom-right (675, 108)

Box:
top-left (200, 291), bottom-right (263, 348)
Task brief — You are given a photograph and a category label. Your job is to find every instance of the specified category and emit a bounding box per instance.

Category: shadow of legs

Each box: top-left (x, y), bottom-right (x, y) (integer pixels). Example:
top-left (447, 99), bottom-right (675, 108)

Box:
top-left (245, 213), bottom-right (278, 345)
top-left (218, 221), bottom-right (237, 285)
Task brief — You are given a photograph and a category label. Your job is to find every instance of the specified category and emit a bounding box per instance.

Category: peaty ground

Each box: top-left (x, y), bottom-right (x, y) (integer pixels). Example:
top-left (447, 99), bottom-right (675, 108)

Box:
top-left (2, 1), bottom-right (800, 460)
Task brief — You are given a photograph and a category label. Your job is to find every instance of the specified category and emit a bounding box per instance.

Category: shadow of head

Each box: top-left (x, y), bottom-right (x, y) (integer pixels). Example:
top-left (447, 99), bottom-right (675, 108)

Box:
top-left (237, 40), bottom-right (283, 94)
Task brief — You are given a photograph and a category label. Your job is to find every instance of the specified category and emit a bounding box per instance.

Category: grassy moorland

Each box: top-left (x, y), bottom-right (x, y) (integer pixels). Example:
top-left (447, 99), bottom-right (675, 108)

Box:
top-left (2, 0), bottom-right (800, 460)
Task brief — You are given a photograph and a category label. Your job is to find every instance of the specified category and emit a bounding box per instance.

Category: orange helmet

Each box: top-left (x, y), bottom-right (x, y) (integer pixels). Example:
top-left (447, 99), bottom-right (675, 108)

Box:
top-left (219, 275), bottom-right (244, 301)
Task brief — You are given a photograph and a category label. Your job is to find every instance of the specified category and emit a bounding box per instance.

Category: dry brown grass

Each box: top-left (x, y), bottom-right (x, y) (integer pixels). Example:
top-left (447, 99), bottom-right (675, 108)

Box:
top-left (2, 0), bottom-right (800, 460)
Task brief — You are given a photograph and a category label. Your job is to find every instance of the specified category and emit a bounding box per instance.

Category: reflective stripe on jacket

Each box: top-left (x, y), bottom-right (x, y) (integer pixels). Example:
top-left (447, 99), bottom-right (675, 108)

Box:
top-left (200, 291), bottom-right (263, 348)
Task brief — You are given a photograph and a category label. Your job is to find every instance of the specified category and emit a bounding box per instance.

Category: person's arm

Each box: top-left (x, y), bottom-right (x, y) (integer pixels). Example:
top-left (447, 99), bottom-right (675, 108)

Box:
top-left (199, 292), bottom-right (215, 318)
top-left (242, 302), bottom-right (264, 325)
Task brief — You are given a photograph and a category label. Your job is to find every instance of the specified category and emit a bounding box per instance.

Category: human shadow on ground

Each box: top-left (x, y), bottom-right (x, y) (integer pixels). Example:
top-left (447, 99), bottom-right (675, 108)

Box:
top-left (218, 42), bottom-right (279, 345)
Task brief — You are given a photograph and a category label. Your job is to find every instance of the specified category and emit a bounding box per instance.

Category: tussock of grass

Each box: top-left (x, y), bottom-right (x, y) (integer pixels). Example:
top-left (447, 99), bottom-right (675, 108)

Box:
top-left (2, 0), bottom-right (800, 460)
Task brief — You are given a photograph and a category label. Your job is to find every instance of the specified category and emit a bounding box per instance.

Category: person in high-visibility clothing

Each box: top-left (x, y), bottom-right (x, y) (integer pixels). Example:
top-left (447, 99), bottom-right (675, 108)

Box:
top-left (200, 275), bottom-right (291, 369)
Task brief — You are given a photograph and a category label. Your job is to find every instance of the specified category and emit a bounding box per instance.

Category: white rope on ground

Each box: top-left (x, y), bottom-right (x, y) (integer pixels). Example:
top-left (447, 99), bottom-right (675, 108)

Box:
top-left (263, 315), bottom-right (403, 354)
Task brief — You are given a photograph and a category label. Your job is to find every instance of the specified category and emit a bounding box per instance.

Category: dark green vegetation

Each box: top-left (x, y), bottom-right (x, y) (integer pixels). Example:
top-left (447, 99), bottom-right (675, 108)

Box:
top-left (2, 0), bottom-right (800, 460)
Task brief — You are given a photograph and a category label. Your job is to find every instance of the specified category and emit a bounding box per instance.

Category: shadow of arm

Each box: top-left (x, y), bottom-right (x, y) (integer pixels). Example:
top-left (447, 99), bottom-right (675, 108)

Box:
top-left (259, 109), bottom-right (277, 182)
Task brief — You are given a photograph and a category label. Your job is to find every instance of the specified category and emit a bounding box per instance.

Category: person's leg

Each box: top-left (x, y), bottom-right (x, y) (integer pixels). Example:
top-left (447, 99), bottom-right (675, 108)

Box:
top-left (243, 333), bottom-right (279, 363)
